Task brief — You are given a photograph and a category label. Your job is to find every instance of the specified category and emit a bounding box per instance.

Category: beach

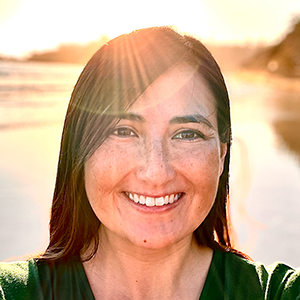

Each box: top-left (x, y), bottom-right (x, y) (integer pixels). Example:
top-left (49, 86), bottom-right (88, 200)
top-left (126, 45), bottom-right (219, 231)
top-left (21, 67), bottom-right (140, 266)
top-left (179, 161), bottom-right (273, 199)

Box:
top-left (0, 61), bottom-right (82, 260)
top-left (1, 61), bottom-right (300, 267)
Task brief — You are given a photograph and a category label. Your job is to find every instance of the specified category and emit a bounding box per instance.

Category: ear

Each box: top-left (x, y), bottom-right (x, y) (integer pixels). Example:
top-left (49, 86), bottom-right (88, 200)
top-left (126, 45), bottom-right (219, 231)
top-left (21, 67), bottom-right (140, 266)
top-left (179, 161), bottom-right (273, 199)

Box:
top-left (219, 142), bottom-right (228, 176)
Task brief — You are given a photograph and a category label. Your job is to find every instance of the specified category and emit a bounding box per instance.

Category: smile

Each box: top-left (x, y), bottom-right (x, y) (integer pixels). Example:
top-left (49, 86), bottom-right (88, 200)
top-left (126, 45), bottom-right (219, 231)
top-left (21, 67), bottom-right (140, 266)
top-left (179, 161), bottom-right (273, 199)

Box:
top-left (125, 192), bottom-right (183, 207)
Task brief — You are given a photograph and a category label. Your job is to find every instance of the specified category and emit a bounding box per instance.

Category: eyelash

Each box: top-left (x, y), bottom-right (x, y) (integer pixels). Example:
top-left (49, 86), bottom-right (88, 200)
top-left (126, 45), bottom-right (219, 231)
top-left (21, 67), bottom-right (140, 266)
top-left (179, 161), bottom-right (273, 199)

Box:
top-left (112, 127), bottom-right (138, 137)
top-left (172, 130), bottom-right (205, 141)
top-left (111, 127), bottom-right (205, 141)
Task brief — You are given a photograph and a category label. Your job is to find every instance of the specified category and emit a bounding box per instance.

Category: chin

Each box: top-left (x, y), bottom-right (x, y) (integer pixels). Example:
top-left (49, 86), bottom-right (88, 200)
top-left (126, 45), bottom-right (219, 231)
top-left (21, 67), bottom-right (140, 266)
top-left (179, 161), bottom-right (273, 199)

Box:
top-left (125, 230), bottom-right (189, 251)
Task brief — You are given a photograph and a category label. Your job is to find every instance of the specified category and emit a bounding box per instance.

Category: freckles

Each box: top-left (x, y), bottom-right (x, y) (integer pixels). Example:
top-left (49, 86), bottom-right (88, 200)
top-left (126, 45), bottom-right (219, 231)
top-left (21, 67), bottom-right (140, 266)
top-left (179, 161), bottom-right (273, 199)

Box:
top-left (187, 162), bottom-right (194, 168)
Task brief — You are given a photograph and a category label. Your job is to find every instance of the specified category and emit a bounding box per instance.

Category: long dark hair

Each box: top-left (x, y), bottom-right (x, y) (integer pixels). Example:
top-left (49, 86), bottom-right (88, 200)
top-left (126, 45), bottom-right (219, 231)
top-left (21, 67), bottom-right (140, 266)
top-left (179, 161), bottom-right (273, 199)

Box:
top-left (41, 26), bottom-right (234, 262)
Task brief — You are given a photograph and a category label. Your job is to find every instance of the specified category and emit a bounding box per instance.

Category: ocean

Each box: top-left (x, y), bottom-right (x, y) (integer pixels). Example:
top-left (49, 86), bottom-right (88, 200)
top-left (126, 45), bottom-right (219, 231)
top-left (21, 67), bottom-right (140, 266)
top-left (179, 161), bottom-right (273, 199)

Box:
top-left (0, 60), bottom-right (300, 267)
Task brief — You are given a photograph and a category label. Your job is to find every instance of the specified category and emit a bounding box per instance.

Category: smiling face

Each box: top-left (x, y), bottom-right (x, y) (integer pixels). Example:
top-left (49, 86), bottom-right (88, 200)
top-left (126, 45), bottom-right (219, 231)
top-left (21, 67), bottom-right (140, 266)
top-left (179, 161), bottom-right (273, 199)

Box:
top-left (84, 63), bottom-right (227, 250)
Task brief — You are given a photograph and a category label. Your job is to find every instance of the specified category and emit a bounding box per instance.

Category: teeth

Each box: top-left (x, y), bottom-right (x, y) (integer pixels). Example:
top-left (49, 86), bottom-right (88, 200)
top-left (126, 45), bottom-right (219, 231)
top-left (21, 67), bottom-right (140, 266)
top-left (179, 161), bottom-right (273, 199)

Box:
top-left (140, 195), bottom-right (146, 205)
top-left (164, 195), bottom-right (169, 205)
top-left (146, 197), bottom-right (155, 206)
top-left (128, 193), bottom-right (134, 201)
top-left (133, 194), bottom-right (139, 203)
top-left (169, 194), bottom-right (174, 204)
top-left (126, 192), bottom-right (182, 207)
top-left (155, 197), bottom-right (164, 206)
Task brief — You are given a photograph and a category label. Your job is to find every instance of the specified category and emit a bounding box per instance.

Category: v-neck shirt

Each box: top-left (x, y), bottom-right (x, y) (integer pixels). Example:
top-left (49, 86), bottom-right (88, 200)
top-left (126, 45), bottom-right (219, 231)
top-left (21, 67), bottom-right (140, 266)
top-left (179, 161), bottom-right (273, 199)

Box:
top-left (1, 250), bottom-right (299, 299)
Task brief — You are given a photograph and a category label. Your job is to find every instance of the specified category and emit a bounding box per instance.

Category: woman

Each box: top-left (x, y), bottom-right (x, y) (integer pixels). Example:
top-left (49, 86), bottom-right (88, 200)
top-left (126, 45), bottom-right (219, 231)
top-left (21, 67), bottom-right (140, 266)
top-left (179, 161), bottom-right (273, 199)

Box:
top-left (0, 26), bottom-right (299, 299)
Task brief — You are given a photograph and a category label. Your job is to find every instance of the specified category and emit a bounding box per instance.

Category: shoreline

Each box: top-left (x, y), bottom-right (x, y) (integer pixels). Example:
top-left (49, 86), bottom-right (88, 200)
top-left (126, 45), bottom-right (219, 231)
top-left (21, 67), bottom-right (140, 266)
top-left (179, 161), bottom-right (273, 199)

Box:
top-left (228, 69), bottom-right (300, 92)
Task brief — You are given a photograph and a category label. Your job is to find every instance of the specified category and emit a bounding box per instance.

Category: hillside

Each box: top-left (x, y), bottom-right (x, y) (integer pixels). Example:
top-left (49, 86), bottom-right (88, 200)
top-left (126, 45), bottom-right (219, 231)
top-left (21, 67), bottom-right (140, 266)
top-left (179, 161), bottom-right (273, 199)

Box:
top-left (207, 44), bottom-right (259, 72)
top-left (24, 18), bottom-right (300, 77)
top-left (27, 35), bottom-right (110, 65)
top-left (26, 38), bottom-right (258, 71)
top-left (244, 17), bottom-right (300, 77)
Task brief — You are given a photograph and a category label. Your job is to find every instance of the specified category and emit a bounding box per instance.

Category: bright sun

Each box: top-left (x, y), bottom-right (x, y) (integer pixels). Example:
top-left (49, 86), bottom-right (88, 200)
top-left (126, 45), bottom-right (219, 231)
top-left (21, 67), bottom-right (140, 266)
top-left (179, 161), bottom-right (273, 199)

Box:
top-left (0, 0), bottom-right (211, 56)
top-left (1, 0), bottom-right (300, 57)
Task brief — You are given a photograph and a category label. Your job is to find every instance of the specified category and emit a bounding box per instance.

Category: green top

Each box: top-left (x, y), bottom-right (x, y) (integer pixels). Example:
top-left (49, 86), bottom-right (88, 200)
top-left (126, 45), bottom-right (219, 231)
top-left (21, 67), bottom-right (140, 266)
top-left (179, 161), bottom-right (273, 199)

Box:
top-left (0, 250), bottom-right (299, 299)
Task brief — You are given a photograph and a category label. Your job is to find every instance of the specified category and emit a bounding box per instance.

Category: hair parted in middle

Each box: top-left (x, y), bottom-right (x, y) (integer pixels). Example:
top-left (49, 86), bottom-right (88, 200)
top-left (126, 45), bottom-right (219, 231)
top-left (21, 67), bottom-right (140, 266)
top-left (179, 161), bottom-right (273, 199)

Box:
top-left (42, 26), bottom-right (234, 262)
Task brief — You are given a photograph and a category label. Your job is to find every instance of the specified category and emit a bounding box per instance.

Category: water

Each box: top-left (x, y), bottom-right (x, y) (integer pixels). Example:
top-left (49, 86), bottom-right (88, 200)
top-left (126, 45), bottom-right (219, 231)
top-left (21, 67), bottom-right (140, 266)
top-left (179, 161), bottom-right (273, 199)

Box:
top-left (0, 61), bottom-right (83, 260)
top-left (0, 61), bottom-right (83, 129)
top-left (228, 73), bottom-right (300, 266)
top-left (0, 61), bottom-right (300, 267)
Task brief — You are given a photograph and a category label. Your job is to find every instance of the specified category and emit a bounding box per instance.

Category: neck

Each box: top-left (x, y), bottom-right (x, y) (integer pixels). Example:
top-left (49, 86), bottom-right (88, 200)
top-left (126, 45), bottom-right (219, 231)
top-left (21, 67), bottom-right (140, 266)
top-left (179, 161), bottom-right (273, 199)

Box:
top-left (82, 228), bottom-right (213, 300)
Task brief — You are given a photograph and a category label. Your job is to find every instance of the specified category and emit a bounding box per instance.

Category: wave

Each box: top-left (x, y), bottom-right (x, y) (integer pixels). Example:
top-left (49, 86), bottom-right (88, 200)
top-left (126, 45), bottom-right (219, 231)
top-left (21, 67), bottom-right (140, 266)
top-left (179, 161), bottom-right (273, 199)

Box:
top-left (0, 61), bottom-right (81, 129)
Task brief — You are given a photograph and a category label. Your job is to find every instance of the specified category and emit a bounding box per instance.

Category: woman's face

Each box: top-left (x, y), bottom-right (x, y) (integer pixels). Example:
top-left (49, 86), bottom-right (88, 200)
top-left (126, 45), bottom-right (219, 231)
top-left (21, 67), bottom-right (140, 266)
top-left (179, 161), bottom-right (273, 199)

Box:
top-left (85, 63), bottom-right (227, 250)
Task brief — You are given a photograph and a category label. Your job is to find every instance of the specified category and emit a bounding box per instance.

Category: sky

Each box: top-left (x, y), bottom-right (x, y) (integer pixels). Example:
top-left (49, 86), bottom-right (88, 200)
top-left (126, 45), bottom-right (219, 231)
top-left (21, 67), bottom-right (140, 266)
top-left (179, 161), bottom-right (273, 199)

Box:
top-left (0, 0), bottom-right (300, 57)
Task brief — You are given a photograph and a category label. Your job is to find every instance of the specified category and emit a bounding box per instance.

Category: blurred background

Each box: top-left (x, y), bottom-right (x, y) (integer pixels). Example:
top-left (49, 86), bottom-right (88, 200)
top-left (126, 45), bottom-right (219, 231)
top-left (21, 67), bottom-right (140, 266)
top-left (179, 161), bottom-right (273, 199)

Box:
top-left (1, 0), bottom-right (300, 267)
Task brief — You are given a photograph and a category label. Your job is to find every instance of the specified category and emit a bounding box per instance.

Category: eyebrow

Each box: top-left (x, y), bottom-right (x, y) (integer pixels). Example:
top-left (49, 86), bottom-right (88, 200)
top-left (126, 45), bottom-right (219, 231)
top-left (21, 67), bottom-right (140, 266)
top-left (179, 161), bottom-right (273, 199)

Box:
top-left (117, 112), bottom-right (214, 129)
top-left (117, 113), bottom-right (145, 122)
top-left (169, 114), bottom-right (214, 128)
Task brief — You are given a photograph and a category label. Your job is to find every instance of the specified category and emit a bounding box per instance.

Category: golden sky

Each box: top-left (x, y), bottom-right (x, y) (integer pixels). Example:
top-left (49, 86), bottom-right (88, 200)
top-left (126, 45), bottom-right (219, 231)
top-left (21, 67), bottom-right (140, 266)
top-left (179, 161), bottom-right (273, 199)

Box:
top-left (1, 0), bottom-right (300, 57)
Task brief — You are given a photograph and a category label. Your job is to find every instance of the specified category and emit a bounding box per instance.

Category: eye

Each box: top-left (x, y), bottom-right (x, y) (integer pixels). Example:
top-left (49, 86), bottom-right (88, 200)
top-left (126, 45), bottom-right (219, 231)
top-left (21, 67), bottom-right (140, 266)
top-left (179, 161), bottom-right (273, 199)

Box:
top-left (172, 130), bottom-right (205, 141)
top-left (112, 127), bottom-right (137, 137)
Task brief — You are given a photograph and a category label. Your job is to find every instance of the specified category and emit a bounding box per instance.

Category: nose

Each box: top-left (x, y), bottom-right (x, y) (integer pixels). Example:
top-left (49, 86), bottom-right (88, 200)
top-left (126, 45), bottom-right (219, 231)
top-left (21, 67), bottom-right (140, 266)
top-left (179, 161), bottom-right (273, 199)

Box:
top-left (136, 139), bottom-right (175, 186)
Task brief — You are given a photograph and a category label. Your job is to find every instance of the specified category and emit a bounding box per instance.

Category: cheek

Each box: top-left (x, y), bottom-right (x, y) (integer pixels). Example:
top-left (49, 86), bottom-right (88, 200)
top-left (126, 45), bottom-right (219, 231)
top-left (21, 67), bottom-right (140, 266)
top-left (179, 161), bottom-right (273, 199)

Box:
top-left (84, 150), bottom-right (120, 223)
top-left (174, 144), bottom-right (222, 212)
top-left (84, 145), bottom-right (137, 201)
top-left (86, 147), bottom-right (129, 178)
top-left (174, 144), bottom-right (222, 178)
top-left (84, 148), bottom-right (115, 204)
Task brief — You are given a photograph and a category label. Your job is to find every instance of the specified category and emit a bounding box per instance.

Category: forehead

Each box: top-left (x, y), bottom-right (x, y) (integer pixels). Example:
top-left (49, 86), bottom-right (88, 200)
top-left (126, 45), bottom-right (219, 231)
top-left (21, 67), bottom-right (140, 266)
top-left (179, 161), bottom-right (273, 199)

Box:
top-left (128, 63), bottom-right (217, 119)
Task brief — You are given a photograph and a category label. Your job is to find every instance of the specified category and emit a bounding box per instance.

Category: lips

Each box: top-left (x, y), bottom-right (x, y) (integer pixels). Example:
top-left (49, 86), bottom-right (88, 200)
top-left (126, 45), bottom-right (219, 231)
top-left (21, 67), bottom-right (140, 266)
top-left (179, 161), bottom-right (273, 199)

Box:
top-left (125, 192), bottom-right (182, 207)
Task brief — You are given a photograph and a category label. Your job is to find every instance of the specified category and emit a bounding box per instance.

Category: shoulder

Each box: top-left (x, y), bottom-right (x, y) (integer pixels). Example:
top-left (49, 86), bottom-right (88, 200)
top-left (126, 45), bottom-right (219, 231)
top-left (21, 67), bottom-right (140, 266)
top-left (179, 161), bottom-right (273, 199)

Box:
top-left (221, 250), bottom-right (267, 281)
top-left (210, 250), bottom-right (268, 298)
top-left (0, 259), bottom-right (42, 300)
top-left (266, 261), bottom-right (300, 299)
top-left (0, 257), bottom-right (92, 300)
top-left (35, 257), bottom-right (94, 299)
top-left (220, 251), bottom-right (300, 299)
